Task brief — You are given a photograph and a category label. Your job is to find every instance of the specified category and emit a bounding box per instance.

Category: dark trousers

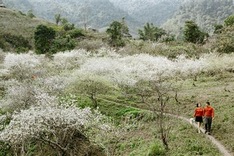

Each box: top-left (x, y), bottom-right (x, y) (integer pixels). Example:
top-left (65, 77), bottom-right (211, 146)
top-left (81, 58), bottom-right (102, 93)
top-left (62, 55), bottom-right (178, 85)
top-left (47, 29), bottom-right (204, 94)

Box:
top-left (204, 117), bottom-right (212, 132)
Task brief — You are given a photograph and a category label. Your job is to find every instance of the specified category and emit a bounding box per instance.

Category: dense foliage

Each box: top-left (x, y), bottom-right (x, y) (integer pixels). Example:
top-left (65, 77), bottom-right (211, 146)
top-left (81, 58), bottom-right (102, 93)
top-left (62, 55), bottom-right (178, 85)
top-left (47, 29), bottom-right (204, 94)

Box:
top-left (106, 20), bottom-right (129, 47)
top-left (138, 23), bottom-right (166, 41)
top-left (34, 24), bottom-right (84, 55)
top-left (34, 25), bottom-right (56, 54)
top-left (183, 21), bottom-right (208, 44)
top-left (0, 33), bottom-right (31, 52)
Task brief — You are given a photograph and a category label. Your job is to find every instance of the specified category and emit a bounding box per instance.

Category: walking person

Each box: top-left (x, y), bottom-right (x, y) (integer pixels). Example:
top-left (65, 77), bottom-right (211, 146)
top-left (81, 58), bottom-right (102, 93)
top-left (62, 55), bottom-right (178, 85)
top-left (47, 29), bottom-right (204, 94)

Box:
top-left (204, 101), bottom-right (214, 135)
top-left (194, 103), bottom-right (204, 133)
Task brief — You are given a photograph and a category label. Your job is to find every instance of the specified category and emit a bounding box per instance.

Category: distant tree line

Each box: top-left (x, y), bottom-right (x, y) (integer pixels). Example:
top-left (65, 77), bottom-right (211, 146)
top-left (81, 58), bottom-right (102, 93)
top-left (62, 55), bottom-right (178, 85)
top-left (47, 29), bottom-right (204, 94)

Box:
top-left (1, 12), bottom-right (233, 55)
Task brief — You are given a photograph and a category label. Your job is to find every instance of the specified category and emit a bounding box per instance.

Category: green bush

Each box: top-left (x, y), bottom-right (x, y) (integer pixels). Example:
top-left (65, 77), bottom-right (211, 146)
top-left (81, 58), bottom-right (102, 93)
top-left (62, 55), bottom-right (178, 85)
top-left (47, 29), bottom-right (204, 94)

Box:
top-left (34, 24), bottom-right (56, 54)
top-left (148, 142), bottom-right (166, 156)
top-left (183, 20), bottom-right (208, 44)
top-left (0, 141), bottom-right (12, 156)
top-left (0, 33), bottom-right (31, 53)
top-left (106, 21), bottom-right (127, 47)
top-left (50, 36), bottom-right (76, 53)
top-left (67, 29), bottom-right (84, 38)
top-left (0, 37), bottom-right (6, 50)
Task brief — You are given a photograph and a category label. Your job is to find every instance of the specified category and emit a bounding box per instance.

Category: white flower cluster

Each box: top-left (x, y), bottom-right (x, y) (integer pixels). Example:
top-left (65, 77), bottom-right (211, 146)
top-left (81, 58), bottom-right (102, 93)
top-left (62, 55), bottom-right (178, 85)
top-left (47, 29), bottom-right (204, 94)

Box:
top-left (39, 75), bottom-right (70, 94)
top-left (201, 53), bottom-right (234, 73)
top-left (1, 48), bottom-right (234, 152)
top-left (0, 106), bottom-right (109, 144)
top-left (0, 80), bottom-right (36, 111)
top-left (52, 49), bottom-right (90, 70)
top-left (75, 53), bottom-right (207, 86)
top-left (4, 53), bottom-right (41, 69)
top-left (92, 47), bottom-right (121, 58)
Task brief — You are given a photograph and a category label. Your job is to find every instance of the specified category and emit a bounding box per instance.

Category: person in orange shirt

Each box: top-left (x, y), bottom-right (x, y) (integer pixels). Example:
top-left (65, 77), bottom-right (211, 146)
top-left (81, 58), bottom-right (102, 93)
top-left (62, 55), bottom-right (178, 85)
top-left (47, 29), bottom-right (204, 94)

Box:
top-left (204, 101), bottom-right (214, 135)
top-left (194, 103), bottom-right (204, 133)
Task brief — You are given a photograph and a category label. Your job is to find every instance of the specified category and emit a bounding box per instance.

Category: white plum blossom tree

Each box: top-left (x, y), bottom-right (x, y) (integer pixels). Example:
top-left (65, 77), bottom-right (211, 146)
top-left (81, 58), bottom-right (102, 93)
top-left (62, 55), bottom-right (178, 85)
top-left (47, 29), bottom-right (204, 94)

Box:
top-left (67, 72), bottom-right (116, 108)
top-left (0, 105), bottom-right (112, 155)
top-left (3, 53), bottom-right (43, 81)
top-left (1, 48), bottom-right (234, 155)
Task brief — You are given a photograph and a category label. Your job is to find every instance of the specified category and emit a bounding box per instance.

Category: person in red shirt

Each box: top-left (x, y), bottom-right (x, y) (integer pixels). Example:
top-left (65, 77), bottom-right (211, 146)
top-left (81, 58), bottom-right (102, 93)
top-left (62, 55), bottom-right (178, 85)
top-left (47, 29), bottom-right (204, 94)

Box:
top-left (204, 101), bottom-right (214, 135)
top-left (194, 103), bottom-right (204, 133)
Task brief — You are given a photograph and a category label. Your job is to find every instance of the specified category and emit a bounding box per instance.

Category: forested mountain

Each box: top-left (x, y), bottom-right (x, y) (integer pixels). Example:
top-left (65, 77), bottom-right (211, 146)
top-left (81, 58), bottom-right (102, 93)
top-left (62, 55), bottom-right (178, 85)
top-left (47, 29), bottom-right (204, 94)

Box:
top-left (3, 0), bottom-right (142, 33)
top-left (163, 0), bottom-right (234, 37)
top-left (109, 0), bottom-right (182, 26)
top-left (2, 0), bottom-right (234, 36)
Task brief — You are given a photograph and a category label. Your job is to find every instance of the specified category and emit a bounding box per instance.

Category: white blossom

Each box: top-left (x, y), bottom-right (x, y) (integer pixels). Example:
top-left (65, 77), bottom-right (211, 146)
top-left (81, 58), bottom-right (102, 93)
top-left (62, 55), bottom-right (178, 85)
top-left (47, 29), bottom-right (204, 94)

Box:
top-left (4, 53), bottom-right (41, 69)
top-left (0, 106), bottom-right (110, 145)
top-left (52, 49), bottom-right (90, 69)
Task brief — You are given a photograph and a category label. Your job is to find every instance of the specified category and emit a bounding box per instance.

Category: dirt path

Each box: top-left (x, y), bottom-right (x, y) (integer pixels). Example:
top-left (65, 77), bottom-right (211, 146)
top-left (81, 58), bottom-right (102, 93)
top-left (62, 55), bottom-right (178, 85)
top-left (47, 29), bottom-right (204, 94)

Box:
top-left (100, 98), bottom-right (233, 156)
top-left (167, 113), bottom-right (233, 156)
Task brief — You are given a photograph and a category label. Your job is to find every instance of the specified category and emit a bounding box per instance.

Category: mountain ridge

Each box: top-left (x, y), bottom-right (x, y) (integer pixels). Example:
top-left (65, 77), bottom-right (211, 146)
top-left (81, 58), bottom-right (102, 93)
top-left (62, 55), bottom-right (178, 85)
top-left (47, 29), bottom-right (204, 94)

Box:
top-left (2, 0), bottom-right (234, 36)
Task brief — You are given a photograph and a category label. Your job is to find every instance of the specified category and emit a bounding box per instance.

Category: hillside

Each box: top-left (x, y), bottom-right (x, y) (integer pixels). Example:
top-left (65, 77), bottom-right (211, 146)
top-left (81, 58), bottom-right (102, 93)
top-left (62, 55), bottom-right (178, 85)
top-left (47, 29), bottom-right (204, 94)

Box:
top-left (0, 7), bottom-right (54, 51)
top-left (0, 2), bottom-right (234, 156)
top-left (3, 0), bottom-right (234, 37)
top-left (162, 0), bottom-right (234, 37)
top-left (3, 0), bottom-right (142, 34)
top-left (110, 0), bottom-right (182, 25)
top-left (1, 48), bottom-right (234, 155)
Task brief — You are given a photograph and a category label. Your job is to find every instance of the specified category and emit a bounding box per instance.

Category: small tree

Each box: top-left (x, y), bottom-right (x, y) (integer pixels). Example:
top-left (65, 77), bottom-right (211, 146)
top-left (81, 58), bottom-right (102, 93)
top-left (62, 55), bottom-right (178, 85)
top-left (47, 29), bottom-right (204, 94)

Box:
top-left (121, 17), bottom-right (131, 38)
top-left (55, 14), bottom-right (61, 25)
top-left (138, 23), bottom-right (166, 41)
top-left (126, 78), bottom-right (176, 151)
top-left (215, 26), bottom-right (234, 53)
top-left (183, 20), bottom-right (208, 44)
top-left (0, 106), bottom-right (110, 156)
top-left (106, 21), bottom-right (127, 47)
top-left (213, 24), bottom-right (223, 34)
top-left (68, 75), bottom-right (114, 108)
top-left (151, 80), bottom-right (171, 150)
top-left (34, 25), bottom-right (56, 54)
top-left (27, 10), bottom-right (35, 18)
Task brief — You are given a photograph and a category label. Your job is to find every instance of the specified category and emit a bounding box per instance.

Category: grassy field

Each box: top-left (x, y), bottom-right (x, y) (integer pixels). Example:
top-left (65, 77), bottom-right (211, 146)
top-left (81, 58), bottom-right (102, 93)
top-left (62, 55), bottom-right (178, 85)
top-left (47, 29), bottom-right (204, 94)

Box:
top-left (72, 96), bottom-right (222, 155)
top-left (174, 72), bottom-right (234, 153)
top-left (73, 71), bottom-right (233, 156)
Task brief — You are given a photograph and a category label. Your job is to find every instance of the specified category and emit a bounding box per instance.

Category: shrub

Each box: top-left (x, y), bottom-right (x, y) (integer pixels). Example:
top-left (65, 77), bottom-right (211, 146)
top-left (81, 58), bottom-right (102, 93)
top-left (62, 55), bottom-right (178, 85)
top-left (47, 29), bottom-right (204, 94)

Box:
top-left (183, 21), bottom-right (208, 44)
top-left (50, 36), bottom-right (76, 53)
top-left (148, 142), bottom-right (166, 156)
top-left (67, 29), bottom-right (85, 38)
top-left (34, 24), bottom-right (56, 54)
top-left (0, 33), bottom-right (31, 53)
top-left (214, 26), bottom-right (234, 54)
top-left (106, 21), bottom-right (127, 47)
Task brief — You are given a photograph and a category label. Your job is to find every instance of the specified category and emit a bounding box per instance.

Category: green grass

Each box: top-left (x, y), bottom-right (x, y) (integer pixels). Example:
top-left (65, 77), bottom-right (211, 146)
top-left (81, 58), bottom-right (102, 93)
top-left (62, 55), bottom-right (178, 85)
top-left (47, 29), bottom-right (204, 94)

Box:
top-left (167, 71), bottom-right (234, 153)
top-left (71, 86), bottom-right (225, 155)
top-left (68, 70), bottom-right (234, 155)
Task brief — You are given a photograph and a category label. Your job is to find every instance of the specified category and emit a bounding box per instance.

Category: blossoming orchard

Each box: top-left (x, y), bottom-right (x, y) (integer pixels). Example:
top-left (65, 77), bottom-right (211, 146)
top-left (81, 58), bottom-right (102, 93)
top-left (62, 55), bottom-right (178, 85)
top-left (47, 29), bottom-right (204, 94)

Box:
top-left (0, 48), bottom-right (234, 155)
